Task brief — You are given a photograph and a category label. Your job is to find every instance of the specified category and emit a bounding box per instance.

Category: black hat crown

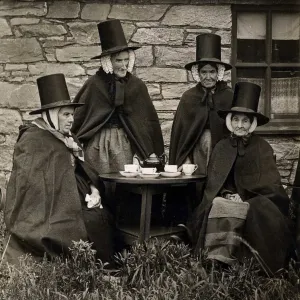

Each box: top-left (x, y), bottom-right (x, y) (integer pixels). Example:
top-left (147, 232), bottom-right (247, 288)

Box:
top-left (30, 73), bottom-right (83, 115)
top-left (218, 82), bottom-right (269, 126)
top-left (92, 19), bottom-right (139, 59)
top-left (196, 34), bottom-right (221, 62)
top-left (232, 82), bottom-right (261, 113)
top-left (185, 33), bottom-right (231, 71)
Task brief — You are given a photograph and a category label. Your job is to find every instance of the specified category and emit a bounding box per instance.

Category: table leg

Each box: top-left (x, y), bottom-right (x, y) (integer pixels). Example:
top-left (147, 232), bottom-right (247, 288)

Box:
top-left (139, 185), bottom-right (152, 243)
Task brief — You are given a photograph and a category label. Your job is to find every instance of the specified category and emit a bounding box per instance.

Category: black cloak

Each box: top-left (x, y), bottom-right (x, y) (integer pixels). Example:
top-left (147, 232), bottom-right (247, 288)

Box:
top-left (169, 81), bottom-right (233, 166)
top-left (72, 70), bottom-right (164, 159)
top-left (4, 125), bottom-right (114, 264)
top-left (190, 135), bottom-right (293, 273)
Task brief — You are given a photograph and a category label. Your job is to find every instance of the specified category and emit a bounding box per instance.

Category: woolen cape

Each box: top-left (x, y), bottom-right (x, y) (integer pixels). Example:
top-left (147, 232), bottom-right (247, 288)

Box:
top-left (190, 135), bottom-right (293, 273)
top-left (169, 81), bottom-right (233, 166)
top-left (4, 125), bottom-right (107, 264)
top-left (72, 70), bottom-right (164, 159)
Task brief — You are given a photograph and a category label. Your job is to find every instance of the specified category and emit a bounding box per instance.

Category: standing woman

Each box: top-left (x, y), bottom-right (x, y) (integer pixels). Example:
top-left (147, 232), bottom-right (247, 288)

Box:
top-left (166, 34), bottom-right (233, 225)
top-left (72, 20), bottom-right (164, 222)
top-left (72, 19), bottom-right (164, 175)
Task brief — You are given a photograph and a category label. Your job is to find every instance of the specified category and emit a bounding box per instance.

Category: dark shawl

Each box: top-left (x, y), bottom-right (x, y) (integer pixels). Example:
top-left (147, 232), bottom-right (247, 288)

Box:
top-left (4, 125), bottom-right (105, 264)
top-left (169, 81), bottom-right (233, 166)
top-left (190, 135), bottom-right (292, 272)
top-left (72, 70), bottom-right (164, 159)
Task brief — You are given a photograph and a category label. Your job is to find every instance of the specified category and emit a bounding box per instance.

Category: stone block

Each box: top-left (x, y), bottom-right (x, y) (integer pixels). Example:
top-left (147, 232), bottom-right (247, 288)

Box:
top-left (221, 47), bottom-right (231, 64)
top-left (153, 99), bottom-right (180, 111)
top-left (271, 143), bottom-right (300, 160)
top-left (83, 62), bottom-right (100, 68)
top-left (162, 83), bottom-right (195, 99)
top-left (132, 28), bottom-right (184, 45)
top-left (289, 160), bottom-right (298, 185)
top-left (42, 39), bottom-right (75, 48)
top-left (121, 22), bottom-right (136, 41)
top-left (161, 120), bottom-right (173, 145)
top-left (278, 169), bottom-right (291, 177)
top-left (0, 38), bottom-right (43, 63)
top-left (11, 71), bottom-right (30, 77)
top-left (135, 46), bottom-right (153, 67)
top-left (10, 18), bottom-right (40, 26)
top-left (68, 22), bottom-right (99, 45)
top-left (162, 5), bottom-right (231, 29)
top-left (66, 77), bottom-right (88, 98)
top-left (157, 112), bottom-right (175, 120)
top-left (0, 109), bottom-right (22, 135)
top-left (19, 24), bottom-right (67, 37)
top-left (28, 62), bottom-right (85, 77)
top-left (109, 5), bottom-right (168, 21)
top-left (155, 46), bottom-right (194, 67)
top-left (86, 68), bottom-right (99, 76)
top-left (81, 4), bottom-right (110, 21)
top-left (136, 67), bottom-right (187, 83)
top-left (145, 83), bottom-right (161, 99)
top-left (5, 133), bottom-right (19, 148)
top-left (9, 77), bottom-right (24, 83)
top-left (0, 18), bottom-right (12, 37)
top-left (184, 29), bottom-right (212, 46)
top-left (0, 2), bottom-right (46, 17)
top-left (5, 64), bottom-right (27, 71)
top-left (47, 1), bottom-right (80, 19)
top-left (0, 148), bottom-right (14, 171)
top-left (0, 82), bottom-right (40, 109)
top-left (215, 30), bottom-right (231, 45)
top-left (56, 45), bottom-right (100, 62)
top-left (136, 22), bottom-right (160, 27)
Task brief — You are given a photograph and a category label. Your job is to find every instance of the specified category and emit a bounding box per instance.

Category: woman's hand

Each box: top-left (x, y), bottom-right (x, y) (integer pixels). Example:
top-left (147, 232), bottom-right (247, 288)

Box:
top-left (85, 185), bottom-right (103, 208)
top-left (225, 193), bottom-right (242, 202)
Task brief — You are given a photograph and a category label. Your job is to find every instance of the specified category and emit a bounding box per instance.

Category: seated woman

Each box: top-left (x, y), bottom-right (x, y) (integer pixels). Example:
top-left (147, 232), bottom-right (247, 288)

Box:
top-left (190, 82), bottom-right (293, 273)
top-left (4, 74), bottom-right (114, 265)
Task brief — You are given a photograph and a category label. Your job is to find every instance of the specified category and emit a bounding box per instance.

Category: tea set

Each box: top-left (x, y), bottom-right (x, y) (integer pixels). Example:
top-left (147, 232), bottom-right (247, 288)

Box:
top-left (119, 155), bottom-right (198, 178)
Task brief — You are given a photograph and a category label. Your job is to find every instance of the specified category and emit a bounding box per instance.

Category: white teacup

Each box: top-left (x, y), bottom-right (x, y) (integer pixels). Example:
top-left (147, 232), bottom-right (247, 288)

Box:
top-left (164, 164), bottom-right (178, 173)
top-left (141, 167), bottom-right (157, 174)
top-left (182, 164), bottom-right (198, 175)
top-left (124, 164), bottom-right (139, 173)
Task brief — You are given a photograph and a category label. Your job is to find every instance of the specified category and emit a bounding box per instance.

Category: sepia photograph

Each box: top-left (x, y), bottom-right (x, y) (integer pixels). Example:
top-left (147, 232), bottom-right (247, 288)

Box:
top-left (0, 0), bottom-right (299, 298)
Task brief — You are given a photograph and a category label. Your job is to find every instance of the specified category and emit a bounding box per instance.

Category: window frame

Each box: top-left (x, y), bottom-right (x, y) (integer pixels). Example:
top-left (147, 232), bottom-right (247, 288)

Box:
top-left (232, 5), bottom-right (300, 134)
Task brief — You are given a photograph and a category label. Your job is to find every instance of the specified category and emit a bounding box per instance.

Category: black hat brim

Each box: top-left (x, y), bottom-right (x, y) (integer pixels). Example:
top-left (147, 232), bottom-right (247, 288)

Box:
top-left (29, 101), bottom-right (84, 115)
top-left (218, 107), bottom-right (269, 126)
top-left (91, 45), bottom-right (140, 59)
top-left (185, 58), bottom-right (232, 71)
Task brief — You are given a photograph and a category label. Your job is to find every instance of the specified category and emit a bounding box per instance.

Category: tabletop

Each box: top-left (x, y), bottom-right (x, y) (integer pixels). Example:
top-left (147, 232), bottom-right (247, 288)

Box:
top-left (99, 172), bottom-right (206, 185)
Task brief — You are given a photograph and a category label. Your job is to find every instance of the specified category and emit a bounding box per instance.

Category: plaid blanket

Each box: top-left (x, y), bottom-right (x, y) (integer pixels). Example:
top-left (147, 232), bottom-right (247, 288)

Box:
top-left (204, 197), bottom-right (250, 264)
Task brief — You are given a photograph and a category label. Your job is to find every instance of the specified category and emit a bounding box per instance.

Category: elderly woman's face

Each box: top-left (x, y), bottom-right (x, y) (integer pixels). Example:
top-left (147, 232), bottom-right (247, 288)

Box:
top-left (231, 113), bottom-right (251, 137)
top-left (111, 51), bottom-right (129, 78)
top-left (199, 64), bottom-right (217, 88)
top-left (58, 106), bottom-right (74, 135)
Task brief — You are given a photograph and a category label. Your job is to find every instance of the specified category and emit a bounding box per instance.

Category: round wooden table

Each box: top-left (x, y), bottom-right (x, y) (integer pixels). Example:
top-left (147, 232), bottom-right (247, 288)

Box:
top-left (99, 172), bottom-right (206, 243)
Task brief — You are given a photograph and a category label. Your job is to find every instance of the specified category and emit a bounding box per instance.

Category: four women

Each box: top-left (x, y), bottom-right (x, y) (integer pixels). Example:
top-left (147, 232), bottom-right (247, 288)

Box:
top-left (3, 21), bottom-right (295, 273)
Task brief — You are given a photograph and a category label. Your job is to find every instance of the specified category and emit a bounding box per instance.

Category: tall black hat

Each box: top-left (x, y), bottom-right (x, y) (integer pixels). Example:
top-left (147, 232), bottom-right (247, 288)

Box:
top-left (185, 33), bottom-right (232, 71)
top-left (30, 73), bottom-right (83, 115)
top-left (218, 82), bottom-right (269, 126)
top-left (91, 19), bottom-right (140, 59)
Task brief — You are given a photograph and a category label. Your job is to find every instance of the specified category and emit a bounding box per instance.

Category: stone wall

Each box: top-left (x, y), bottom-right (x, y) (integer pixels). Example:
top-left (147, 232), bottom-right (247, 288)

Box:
top-left (0, 0), bottom-right (298, 190)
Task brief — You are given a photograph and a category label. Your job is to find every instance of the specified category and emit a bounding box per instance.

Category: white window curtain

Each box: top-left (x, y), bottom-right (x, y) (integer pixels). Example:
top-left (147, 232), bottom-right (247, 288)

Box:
top-left (237, 13), bottom-right (266, 40)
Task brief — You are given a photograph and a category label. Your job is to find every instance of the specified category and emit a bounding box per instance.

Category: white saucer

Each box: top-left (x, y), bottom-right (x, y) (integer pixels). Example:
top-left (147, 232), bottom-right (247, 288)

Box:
top-left (139, 173), bottom-right (160, 179)
top-left (119, 171), bottom-right (139, 177)
top-left (160, 171), bottom-right (181, 178)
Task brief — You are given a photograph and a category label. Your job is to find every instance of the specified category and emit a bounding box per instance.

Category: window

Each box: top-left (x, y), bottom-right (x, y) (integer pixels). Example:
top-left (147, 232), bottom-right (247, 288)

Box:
top-left (232, 6), bottom-right (300, 134)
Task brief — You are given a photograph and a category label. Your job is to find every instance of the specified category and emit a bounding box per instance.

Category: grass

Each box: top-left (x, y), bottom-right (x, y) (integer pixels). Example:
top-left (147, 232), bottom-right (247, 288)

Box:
top-left (0, 211), bottom-right (300, 299)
